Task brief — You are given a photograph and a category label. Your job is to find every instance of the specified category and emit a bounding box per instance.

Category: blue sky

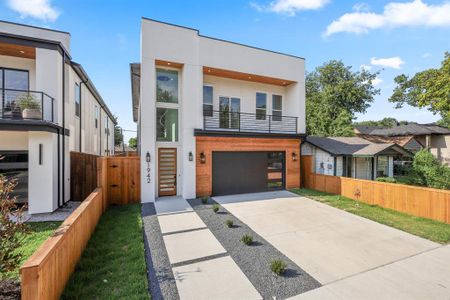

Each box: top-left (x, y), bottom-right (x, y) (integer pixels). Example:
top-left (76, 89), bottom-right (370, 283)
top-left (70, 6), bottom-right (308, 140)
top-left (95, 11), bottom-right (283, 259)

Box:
top-left (1, 0), bottom-right (449, 142)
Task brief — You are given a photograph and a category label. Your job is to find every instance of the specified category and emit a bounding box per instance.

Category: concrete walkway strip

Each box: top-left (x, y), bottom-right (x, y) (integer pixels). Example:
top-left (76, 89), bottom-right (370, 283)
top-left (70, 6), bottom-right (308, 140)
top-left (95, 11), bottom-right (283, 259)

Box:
top-left (173, 256), bottom-right (262, 300)
top-left (163, 228), bottom-right (227, 265)
top-left (158, 211), bottom-right (207, 234)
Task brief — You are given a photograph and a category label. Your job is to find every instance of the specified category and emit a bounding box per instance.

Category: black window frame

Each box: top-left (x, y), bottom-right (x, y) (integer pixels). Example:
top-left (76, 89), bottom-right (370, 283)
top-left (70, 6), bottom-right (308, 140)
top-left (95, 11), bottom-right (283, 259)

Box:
top-left (256, 92), bottom-right (267, 120)
top-left (1, 67), bottom-right (30, 90)
top-left (203, 85), bottom-right (213, 117)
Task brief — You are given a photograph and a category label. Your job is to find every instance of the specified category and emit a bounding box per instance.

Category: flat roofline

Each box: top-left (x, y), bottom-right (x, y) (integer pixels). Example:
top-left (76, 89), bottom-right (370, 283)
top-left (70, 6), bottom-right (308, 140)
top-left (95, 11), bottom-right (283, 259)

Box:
top-left (141, 17), bottom-right (305, 61)
top-left (0, 19), bottom-right (71, 35)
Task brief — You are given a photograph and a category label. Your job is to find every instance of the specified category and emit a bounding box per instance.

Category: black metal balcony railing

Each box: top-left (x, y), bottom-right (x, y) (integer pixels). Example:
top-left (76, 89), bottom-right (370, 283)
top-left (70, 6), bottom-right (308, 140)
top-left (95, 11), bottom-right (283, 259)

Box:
top-left (0, 89), bottom-right (54, 122)
top-left (204, 110), bottom-right (298, 134)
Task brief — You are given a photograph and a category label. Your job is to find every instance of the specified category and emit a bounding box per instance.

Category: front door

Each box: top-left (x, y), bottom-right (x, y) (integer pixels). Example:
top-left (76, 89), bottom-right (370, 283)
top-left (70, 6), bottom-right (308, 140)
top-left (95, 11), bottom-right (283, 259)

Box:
top-left (158, 148), bottom-right (177, 196)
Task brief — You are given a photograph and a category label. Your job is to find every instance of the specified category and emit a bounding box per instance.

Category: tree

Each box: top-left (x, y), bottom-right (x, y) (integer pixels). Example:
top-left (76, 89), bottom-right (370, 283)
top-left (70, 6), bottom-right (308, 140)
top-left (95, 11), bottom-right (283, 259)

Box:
top-left (113, 115), bottom-right (123, 147)
top-left (410, 150), bottom-right (450, 190)
top-left (390, 52), bottom-right (450, 126)
top-left (306, 60), bottom-right (380, 136)
top-left (354, 117), bottom-right (399, 128)
top-left (128, 137), bottom-right (137, 149)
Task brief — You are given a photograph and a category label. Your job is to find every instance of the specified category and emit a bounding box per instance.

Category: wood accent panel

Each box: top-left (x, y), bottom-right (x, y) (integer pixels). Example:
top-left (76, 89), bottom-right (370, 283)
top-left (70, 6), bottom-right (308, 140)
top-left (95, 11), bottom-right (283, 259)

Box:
top-left (20, 188), bottom-right (105, 300)
top-left (302, 170), bottom-right (450, 224)
top-left (97, 156), bottom-right (141, 205)
top-left (196, 136), bottom-right (301, 196)
top-left (158, 148), bottom-right (177, 196)
top-left (0, 42), bottom-right (36, 59)
top-left (155, 59), bottom-right (184, 69)
top-left (203, 66), bottom-right (295, 87)
top-left (70, 152), bottom-right (99, 201)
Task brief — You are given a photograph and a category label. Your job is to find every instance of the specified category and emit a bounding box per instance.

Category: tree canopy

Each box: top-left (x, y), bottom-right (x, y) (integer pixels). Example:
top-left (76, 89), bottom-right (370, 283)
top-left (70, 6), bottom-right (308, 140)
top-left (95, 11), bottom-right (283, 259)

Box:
top-left (306, 60), bottom-right (380, 136)
top-left (390, 52), bottom-right (450, 128)
top-left (128, 137), bottom-right (137, 149)
top-left (354, 117), bottom-right (411, 128)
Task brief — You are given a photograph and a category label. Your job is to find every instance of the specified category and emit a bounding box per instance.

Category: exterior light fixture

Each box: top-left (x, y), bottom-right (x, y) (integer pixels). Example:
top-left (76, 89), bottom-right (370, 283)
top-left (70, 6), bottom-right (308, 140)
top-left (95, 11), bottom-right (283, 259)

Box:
top-left (146, 151), bottom-right (151, 163)
top-left (188, 151), bottom-right (193, 161)
top-left (292, 152), bottom-right (297, 161)
top-left (200, 152), bottom-right (206, 164)
top-left (167, 62), bottom-right (171, 65)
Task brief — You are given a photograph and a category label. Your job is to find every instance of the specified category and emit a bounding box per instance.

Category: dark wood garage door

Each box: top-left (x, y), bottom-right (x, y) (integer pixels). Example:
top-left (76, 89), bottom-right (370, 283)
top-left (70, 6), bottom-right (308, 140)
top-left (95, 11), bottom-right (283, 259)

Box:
top-left (212, 151), bottom-right (285, 196)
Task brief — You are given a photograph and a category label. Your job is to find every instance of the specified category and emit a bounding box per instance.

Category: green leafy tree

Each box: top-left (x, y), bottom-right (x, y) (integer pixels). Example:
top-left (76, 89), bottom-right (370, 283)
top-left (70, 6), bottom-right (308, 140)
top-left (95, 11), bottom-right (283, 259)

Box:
top-left (306, 60), bottom-right (380, 136)
top-left (128, 137), bottom-right (137, 149)
top-left (113, 115), bottom-right (123, 147)
top-left (354, 117), bottom-right (400, 128)
top-left (390, 52), bottom-right (450, 127)
top-left (410, 150), bottom-right (450, 190)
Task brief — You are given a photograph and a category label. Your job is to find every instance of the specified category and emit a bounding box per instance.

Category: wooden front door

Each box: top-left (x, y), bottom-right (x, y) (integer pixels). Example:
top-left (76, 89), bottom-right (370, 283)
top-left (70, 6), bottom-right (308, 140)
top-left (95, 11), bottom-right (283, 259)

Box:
top-left (158, 148), bottom-right (177, 196)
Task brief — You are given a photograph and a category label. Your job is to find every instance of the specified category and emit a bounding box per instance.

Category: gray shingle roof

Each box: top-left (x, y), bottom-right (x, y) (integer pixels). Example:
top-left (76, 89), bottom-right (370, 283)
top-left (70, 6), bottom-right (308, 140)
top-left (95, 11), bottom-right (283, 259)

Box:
top-left (363, 123), bottom-right (450, 136)
top-left (305, 136), bottom-right (407, 156)
top-left (354, 125), bottom-right (385, 135)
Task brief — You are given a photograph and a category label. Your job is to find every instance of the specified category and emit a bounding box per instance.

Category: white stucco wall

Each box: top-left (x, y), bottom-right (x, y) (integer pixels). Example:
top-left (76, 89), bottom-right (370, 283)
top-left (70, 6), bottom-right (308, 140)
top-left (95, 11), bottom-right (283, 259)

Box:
top-left (0, 132), bottom-right (28, 150)
top-left (139, 19), bottom-right (306, 203)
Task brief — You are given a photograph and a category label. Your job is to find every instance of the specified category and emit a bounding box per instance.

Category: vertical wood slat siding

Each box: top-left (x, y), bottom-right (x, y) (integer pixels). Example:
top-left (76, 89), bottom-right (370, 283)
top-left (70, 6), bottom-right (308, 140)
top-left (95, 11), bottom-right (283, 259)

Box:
top-left (20, 188), bottom-right (105, 300)
top-left (301, 156), bottom-right (450, 224)
top-left (70, 152), bottom-right (99, 201)
top-left (196, 136), bottom-right (301, 196)
top-left (97, 156), bottom-right (141, 205)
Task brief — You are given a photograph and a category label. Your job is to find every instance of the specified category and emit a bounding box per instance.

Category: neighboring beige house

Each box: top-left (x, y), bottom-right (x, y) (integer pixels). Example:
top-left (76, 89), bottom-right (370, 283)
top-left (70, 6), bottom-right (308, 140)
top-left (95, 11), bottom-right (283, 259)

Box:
top-left (302, 136), bottom-right (411, 180)
top-left (0, 20), bottom-right (116, 214)
top-left (355, 123), bottom-right (450, 166)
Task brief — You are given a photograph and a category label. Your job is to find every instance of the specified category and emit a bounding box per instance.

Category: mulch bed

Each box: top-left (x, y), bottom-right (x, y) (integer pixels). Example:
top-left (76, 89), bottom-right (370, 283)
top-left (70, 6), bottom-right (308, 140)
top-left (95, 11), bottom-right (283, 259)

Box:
top-left (0, 279), bottom-right (21, 300)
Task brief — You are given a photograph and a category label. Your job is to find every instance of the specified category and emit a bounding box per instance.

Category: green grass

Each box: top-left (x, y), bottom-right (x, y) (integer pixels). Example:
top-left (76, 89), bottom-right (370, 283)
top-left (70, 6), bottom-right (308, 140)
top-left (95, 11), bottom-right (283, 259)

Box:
top-left (291, 188), bottom-right (450, 244)
top-left (62, 204), bottom-right (149, 300)
top-left (5, 221), bottom-right (61, 280)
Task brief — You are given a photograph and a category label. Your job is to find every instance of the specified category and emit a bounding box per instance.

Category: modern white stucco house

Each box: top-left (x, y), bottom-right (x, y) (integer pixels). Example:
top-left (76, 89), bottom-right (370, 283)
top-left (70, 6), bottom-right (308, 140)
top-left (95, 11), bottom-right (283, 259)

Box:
top-left (131, 18), bottom-right (306, 203)
top-left (0, 21), bottom-right (116, 214)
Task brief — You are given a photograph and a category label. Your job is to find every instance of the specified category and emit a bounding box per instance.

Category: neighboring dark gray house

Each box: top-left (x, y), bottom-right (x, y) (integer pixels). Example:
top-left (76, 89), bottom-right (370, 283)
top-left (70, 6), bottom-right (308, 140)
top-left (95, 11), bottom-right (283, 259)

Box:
top-left (354, 123), bottom-right (450, 166)
top-left (302, 136), bottom-right (411, 180)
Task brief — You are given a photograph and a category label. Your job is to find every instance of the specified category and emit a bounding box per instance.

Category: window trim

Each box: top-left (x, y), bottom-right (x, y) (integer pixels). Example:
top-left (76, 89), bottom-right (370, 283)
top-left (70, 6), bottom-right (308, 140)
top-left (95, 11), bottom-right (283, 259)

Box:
top-left (255, 91), bottom-right (268, 120)
top-left (156, 67), bottom-right (180, 105)
top-left (94, 104), bottom-right (99, 129)
top-left (203, 84), bottom-right (214, 117)
top-left (1, 67), bottom-right (30, 91)
top-left (271, 94), bottom-right (283, 122)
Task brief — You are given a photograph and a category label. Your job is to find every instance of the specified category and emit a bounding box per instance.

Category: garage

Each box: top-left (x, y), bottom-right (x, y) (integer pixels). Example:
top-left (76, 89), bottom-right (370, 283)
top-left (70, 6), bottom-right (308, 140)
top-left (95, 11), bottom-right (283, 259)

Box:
top-left (212, 151), bottom-right (285, 196)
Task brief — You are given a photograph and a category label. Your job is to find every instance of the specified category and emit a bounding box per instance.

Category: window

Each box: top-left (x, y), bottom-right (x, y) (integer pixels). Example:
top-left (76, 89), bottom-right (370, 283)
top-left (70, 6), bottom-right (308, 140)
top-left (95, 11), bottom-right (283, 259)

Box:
top-left (105, 116), bottom-right (109, 135)
top-left (94, 105), bottom-right (99, 129)
top-left (75, 83), bottom-right (81, 117)
top-left (156, 69), bottom-right (178, 103)
top-left (256, 92), bottom-right (267, 120)
top-left (272, 95), bottom-right (282, 121)
top-left (156, 108), bottom-right (178, 142)
top-left (219, 97), bottom-right (240, 129)
top-left (1, 68), bottom-right (29, 90)
top-left (203, 86), bottom-right (213, 117)
top-left (377, 156), bottom-right (389, 177)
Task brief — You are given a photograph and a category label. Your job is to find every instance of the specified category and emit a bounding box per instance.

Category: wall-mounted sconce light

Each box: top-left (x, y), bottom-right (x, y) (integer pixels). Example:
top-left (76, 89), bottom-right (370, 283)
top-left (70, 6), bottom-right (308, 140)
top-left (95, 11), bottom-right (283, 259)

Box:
top-left (292, 152), bottom-right (297, 162)
top-left (200, 152), bottom-right (206, 164)
top-left (146, 151), bottom-right (151, 163)
top-left (188, 151), bottom-right (193, 161)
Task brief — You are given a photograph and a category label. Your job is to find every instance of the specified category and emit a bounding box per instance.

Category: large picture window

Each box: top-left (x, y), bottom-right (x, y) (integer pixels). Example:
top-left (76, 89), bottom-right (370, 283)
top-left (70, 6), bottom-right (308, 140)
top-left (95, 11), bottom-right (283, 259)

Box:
top-left (256, 92), bottom-right (267, 120)
top-left (156, 108), bottom-right (178, 142)
top-left (272, 94), bottom-right (282, 121)
top-left (156, 69), bottom-right (178, 103)
top-left (1, 68), bottom-right (29, 90)
top-left (203, 86), bottom-right (213, 117)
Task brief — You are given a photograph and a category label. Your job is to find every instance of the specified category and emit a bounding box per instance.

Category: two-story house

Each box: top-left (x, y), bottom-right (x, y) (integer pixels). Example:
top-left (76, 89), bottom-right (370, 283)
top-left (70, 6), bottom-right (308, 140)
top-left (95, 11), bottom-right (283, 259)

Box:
top-left (131, 18), bottom-right (305, 203)
top-left (0, 21), bottom-right (116, 214)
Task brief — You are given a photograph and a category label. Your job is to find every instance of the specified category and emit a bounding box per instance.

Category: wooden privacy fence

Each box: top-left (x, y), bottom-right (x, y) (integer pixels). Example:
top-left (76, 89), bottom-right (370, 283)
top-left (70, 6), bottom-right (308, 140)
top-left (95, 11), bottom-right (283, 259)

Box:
top-left (20, 188), bottom-right (106, 300)
top-left (97, 156), bottom-right (140, 205)
top-left (303, 168), bottom-right (450, 224)
top-left (70, 152), bottom-right (99, 201)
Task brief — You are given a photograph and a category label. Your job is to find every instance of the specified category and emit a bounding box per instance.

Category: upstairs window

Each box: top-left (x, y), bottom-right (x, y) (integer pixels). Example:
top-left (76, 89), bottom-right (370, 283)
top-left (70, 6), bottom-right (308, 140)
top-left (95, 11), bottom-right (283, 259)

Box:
top-left (272, 94), bottom-right (282, 121)
top-left (105, 116), bottom-right (109, 135)
top-left (94, 105), bottom-right (99, 129)
top-left (203, 85), bottom-right (213, 117)
top-left (75, 83), bottom-right (81, 117)
top-left (156, 69), bottom-right (178, 104)
top-left (256, 92), bottom-right (267, 120)
top-left (2, 68), bottom-right (29, 90)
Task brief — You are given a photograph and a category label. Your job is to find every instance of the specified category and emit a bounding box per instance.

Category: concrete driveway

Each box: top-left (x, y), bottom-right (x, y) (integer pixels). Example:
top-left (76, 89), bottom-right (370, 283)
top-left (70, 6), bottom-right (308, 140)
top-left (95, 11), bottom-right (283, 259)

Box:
top-left (214, 191), bottom-right (450, 299)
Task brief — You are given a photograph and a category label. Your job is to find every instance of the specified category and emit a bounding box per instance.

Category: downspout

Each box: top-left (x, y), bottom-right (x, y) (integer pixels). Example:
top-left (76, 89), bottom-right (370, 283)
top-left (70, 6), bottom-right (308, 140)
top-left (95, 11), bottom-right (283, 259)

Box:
top-left (99, 109), bottom-right (102, 155)
top-left (79, 79), bottom-right (88, 153)
top-left (61, 52), bottom-right (66, 207)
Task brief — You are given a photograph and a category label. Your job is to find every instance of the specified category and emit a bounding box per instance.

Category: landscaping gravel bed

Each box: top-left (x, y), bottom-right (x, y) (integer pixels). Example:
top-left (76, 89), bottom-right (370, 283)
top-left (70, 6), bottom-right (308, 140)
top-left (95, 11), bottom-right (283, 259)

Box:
top-left (141, 203), bottom-right (179, 300)
top-left (189, 198), bottom-right (321, 299)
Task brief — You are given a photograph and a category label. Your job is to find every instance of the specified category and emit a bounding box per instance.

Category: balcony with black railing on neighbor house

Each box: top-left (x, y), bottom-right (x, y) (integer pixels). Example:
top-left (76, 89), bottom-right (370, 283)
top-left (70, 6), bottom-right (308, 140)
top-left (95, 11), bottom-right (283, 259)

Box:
top-left (203, 110), bottom-right (298, 134)
top-left (1, 89), bottom-right (55, 123)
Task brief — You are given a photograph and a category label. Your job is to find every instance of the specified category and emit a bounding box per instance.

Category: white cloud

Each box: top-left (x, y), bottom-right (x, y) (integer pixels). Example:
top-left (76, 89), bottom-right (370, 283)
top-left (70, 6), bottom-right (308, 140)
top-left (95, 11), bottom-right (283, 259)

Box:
top-left (372, 77), bottom-right (383, 86)
top-left (360, 64), bottom-right (372, 71)
top-left (370, 56), bottom-right (405, 69)
top-left (7, 0), bottom-right (59, 22)
top-left (251, 0), bottom-right (329, 16)
top-left (352, 3), bottom-right (370, 12)
top-left (324, 0), bottom-right (450, 36)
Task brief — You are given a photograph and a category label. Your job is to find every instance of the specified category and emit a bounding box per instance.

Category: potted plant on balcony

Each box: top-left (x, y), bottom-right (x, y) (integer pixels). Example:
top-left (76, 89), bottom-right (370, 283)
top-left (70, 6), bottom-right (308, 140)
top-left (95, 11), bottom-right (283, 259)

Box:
top-left (18, 94), bottom-right (41, 120)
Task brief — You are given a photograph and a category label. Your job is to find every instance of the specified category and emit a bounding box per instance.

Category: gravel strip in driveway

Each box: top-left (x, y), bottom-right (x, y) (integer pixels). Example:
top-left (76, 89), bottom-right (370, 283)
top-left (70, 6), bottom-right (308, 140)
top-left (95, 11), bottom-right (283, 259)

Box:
top-left (141, 203), bottom-right (180, 300)
top-left (189, 198), bottom-right (321, 299)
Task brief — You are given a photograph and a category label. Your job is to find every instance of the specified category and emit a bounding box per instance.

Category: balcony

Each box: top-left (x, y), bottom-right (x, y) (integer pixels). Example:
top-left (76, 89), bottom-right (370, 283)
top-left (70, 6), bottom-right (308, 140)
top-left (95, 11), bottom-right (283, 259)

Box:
top-left (0, 89), bottom-right (54, 122)
top-left (203, 110), bottom-right (298, 134)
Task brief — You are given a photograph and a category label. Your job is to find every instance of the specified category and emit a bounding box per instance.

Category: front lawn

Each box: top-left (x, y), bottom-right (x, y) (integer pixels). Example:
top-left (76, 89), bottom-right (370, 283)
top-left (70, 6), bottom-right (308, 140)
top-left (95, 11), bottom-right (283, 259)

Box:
top-left (291, 188), bottom-right (450, 244)
top-left (4, 221), bottom-right (61, 280)
top-left (62, 204), bottom-right (149, 299)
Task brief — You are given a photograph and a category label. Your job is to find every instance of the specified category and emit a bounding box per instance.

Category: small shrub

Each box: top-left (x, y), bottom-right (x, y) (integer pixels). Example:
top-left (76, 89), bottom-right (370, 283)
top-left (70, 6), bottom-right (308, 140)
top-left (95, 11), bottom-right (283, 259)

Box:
top-left (270, 259), bottom-right (287, 276)
top-left (241, 234), bottom-right (253, 245)
top-left (376, 177), bottom-right (397, 183)
top-left (212, 204), bottom-right (219, 213)
top-left (201, 196), bottom-right (208, 204)
top-left (225, 219), bottom-right (233, 228)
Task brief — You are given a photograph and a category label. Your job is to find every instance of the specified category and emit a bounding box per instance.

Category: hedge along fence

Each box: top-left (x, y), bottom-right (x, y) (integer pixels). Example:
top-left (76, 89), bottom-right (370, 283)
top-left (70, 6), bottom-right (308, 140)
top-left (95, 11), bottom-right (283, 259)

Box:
top-left (20, 188), bottom-right (106, 300)
top-left (304, 172), bottom-right (450, 224)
